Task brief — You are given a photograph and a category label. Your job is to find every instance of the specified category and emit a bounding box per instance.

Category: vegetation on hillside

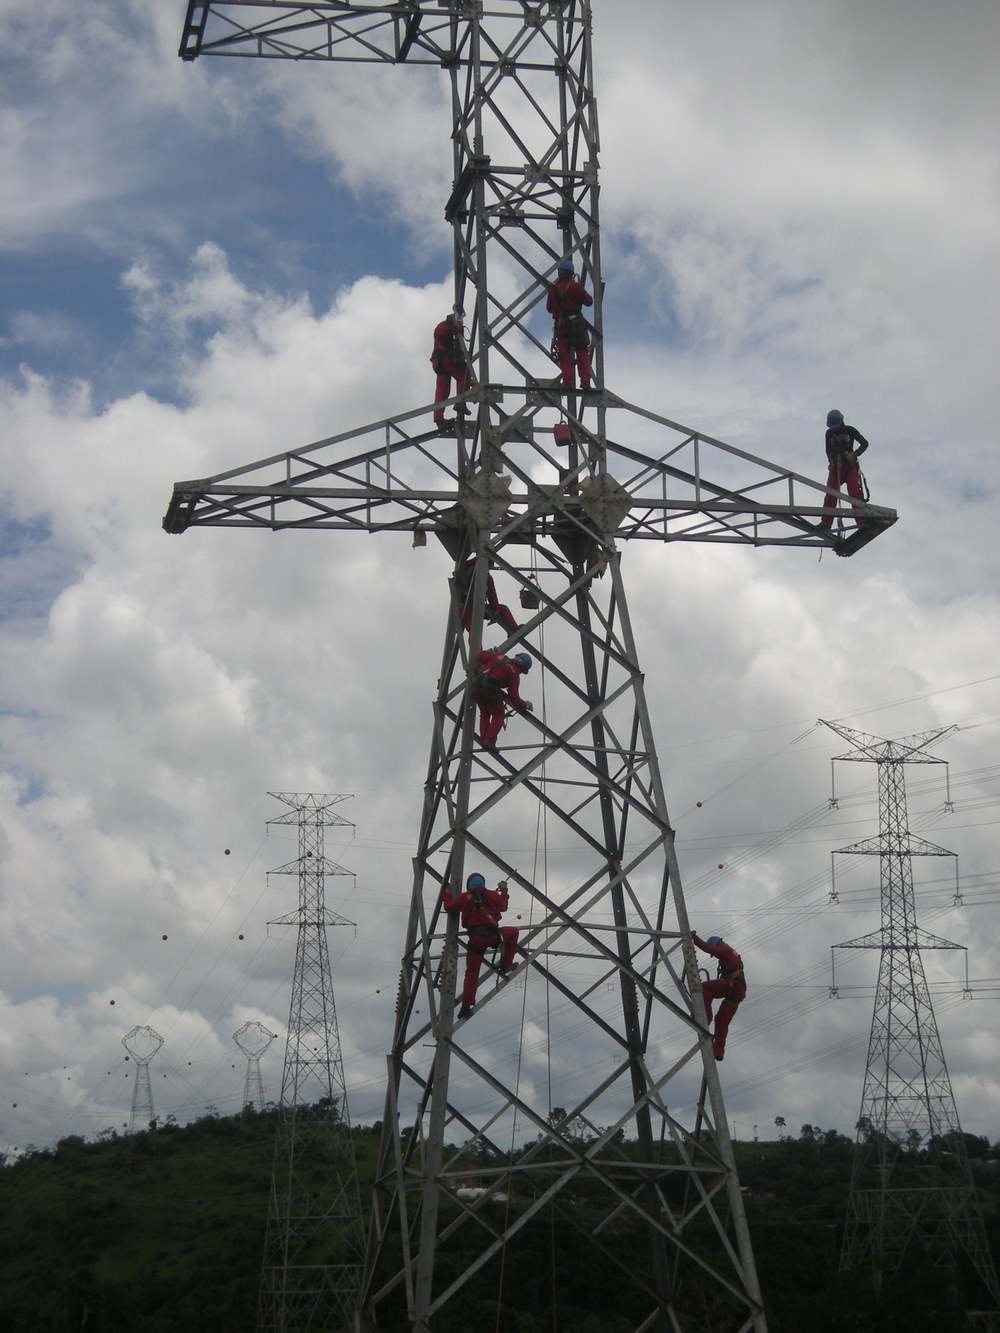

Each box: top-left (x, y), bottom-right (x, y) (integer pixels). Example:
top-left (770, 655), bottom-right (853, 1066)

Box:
top-left (0, 1111), bottom-right (997, 1332)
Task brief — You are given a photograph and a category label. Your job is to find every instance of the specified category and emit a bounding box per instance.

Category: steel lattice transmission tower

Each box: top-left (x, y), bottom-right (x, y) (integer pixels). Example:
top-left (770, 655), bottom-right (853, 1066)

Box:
top-left (234, 1020), bottom-right (277, 1112)
top-left (167, 6), bottom-right (898, 1331)
top-left (258, 792), bottom-right (365, 1333)
top-left (122, 1024), bottom-right (163, 1133)
top-left (825, 721), bottom-right (1000, 1328)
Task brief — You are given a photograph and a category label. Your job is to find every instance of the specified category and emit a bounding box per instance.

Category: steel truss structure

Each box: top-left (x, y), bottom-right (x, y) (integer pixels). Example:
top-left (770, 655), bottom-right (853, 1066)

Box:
top-left (121, 1025), bottom-right (164, 1134)
top-left (234, 1020), bottom-right (277, 1113)
top-left (260, 793), bottom-right (365, 1332)
top-left (169, 5), bottom-right (897, 1330)
top-left (826, 723), bottom-right (1000, 1329)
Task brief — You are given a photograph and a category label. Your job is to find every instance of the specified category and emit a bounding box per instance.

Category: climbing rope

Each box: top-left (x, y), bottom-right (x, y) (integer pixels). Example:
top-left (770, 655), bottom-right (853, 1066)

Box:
top-left (494, 590), bottom-right (558, 1332)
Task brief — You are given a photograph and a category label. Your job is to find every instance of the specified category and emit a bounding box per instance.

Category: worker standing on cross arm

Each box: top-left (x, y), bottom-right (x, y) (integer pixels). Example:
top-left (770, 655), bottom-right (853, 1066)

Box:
top-left (819, 408), bottom-right (869, 530)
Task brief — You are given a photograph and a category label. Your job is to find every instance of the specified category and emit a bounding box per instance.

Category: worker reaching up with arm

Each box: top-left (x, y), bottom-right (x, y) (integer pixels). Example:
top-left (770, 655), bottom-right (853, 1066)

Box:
top-left (443, 873), bottom-right (520, 1019)
top-left (692, 932), bottom-right (747, 1061)
top-left (819, 408), bottom-right (870, 530)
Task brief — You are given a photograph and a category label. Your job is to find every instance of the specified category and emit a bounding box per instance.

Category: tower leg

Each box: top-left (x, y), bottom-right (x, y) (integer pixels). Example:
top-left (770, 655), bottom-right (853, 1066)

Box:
top-left (362, 549), bottom-right (767, 1333)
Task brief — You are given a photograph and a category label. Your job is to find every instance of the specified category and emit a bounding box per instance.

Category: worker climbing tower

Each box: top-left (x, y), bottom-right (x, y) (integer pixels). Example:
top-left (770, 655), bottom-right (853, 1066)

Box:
top-left (825, 722), bottom-right (1000, 1329)
top-left (259, 792), bottom-right (364, 1332)
top-left (167, 5), bottom-right (897, 1330)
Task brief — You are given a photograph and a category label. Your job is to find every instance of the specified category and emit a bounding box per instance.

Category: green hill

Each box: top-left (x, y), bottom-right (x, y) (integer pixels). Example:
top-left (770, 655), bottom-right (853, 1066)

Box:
top-left (0, 1113), bottom-right (996, 1331)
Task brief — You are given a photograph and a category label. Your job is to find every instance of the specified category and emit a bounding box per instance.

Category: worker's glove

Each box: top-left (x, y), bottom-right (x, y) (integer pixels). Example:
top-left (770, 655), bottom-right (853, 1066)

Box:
top-left (523, 700), bottom-right (534, 712)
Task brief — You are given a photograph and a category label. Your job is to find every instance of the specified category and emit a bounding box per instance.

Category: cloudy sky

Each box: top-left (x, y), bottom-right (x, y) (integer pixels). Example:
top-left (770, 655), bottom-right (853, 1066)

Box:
top-left (2, 0), bottom-right (999, 1158)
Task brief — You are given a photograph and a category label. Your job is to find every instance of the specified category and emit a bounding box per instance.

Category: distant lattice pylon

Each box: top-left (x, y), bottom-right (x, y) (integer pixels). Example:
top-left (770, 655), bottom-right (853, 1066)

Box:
top-left (121, 1025), bottom-right (163, 1133)
top-left (234, 1020), bottom-right (277, 1112)
top-left (824, 721), bottom-right (1000, 1328)
top-left (257, 792), bottom-right (364, 1333)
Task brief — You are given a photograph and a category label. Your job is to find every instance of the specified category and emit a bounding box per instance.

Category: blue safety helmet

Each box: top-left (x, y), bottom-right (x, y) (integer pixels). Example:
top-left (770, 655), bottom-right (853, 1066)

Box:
top-left (466, 872), bottom-right (487, 891)
top-left (513, 653), bottom-right (532, 673)
top-left (706, 935), bottom-right (724, 947)
top-left (826, 409), bottom-right (844, 428)
top-left (557, 258), bottom-right (574, 272)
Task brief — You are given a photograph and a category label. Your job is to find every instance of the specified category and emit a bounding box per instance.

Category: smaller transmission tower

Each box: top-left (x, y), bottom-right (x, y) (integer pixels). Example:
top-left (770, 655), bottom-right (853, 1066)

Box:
top-left (122, 1025), bottom-right (163, 1133)
top-left (258, 792), bottom-right (365, 1333)
top-left (824, 721), bottom-right (1000, 1328)
top-left (234, 1020), bottom-right (277, 1112)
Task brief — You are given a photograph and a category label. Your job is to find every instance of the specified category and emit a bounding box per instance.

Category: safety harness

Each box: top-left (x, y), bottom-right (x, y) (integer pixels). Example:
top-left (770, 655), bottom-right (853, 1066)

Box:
top-left (717, 955), bottom-right (747, 999)
top-left (466, 888), bottom-right (502, 939)
top-left (549, 281), bottom-right (590, 349)
top-left (471, 652), bottom-right (509, 702)
top-left (828, 435), bottom-right (870, 510)
top-left (431, 322), bottom-right (467, 374)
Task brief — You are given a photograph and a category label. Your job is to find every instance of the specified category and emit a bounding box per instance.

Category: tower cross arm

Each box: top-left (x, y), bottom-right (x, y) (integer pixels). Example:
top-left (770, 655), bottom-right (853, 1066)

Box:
top-left (834, 835), bottom-right (957, 858)
top-left (267, 790), bottom-right (356, 820)
top-left (821, 719), bottom-right (957, 760)
top-left (164, 398), bottom-right (897, 555)
top-left (180, 1), bottom-right (456, 64)
top-left (834, 927), bottom-right (965, 951)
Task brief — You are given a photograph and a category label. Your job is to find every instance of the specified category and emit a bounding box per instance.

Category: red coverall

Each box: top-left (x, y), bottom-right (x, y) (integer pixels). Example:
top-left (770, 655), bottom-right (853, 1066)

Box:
top-left (819, 423), bottom-right (869, 529)
top-left (546, 276), bottom-right (593, 388)
top-left (470, 650), bottom-right (530, 747)
top-left (455, 557), bottom-right (518, 636)
top-left (443, 882), bottom-right (519, 1009)
top-left (693, 934), bottom-right (747, 1059)
top-left (430, 318), bottom-right (468, 423)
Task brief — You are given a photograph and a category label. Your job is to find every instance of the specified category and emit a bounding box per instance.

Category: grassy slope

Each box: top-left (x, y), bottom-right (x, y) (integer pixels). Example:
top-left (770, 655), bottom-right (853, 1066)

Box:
top-left (0, 1116), bottom-right (996, 1332)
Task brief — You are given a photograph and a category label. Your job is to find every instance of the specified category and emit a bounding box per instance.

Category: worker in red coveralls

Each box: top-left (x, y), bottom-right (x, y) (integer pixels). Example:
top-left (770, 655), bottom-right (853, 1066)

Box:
top-left (692, 932), bottom-right (747, 1061)
top-left (546, 258), bottom-right (593, 389)
top-left (470, 649), bottom-right (533, 748)
top-left (443, 872), bottom-right (520, 1018)
top-left (430, 312), bottom-right (468, 427)
top-left (818, 409), bottom-right (870, 530)
top-left (455, 555), bottom-right (518, 637)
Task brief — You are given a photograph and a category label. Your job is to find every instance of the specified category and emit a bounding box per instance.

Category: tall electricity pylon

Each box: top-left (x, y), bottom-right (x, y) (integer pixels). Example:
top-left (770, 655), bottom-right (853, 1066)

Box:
top-left (122, 1024), bottom-right (163, 1133)
top-left (168, 6), bottom-right (897, 1330)
top-left (825, 722), bottom-right (1000, 1328)
top-left (259, 792), bottom-right (364, 1333)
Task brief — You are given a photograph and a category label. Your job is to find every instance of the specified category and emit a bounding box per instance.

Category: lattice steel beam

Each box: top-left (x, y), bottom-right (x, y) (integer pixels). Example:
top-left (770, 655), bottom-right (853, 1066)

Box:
top-left (826, 723), bottom-right (1000, 1327)
top-left (164, 389), bottom-right (895, 557)
top-left (165, 5), bottom-right (901, 1328)
top-left (260, 792), bottom-right (365, 1332)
